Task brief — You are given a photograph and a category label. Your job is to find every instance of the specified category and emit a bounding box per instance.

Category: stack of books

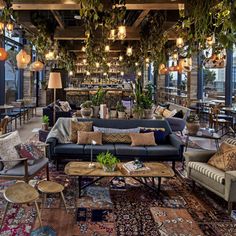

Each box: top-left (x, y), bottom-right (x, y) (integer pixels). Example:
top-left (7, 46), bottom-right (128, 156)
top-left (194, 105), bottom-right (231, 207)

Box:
top-left (122, 161), bottom-right (150, 174)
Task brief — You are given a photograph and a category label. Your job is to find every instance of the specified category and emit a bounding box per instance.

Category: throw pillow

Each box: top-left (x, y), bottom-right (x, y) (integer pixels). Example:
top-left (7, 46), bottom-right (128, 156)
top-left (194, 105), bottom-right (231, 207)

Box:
top-left (173, 110), bottom-right (184, 118)
top-left (129, 132), bottom-right (156, 147)
top-left (154, 106), bottom-right (166, 115)
top-left (139, 128), bottom-right (166, 144)
top-left (208, 142), bottom-right (236, 171)
top-left (102, 133), bottom-right (131, 144)
top-left (15, 143), bottom-right (44, 165)
top-left (70, 120), bottom-right (93, 143)
top-left (59, 101), bottom-right (72, 112)
top-left (163, 109), bottom-right (177, 118)
top-left (77, 131), bottom-right (102, 145)
top-left (93, 126), bottom-right (140, 134)
top-left (0, 131), bottom-right (22, 170)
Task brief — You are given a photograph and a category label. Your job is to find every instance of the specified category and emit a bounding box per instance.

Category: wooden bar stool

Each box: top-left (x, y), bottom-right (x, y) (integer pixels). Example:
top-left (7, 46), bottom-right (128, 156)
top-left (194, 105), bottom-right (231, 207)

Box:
top-left (0, 182), bottom-right (42, 230)
top-left (37, 180), bottom-right (68, 213)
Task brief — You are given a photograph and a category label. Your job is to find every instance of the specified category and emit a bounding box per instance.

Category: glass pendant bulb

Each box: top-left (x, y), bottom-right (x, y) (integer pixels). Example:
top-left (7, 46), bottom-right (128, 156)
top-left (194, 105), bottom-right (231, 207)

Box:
top-left (118, 25), bottom-right (126, 40)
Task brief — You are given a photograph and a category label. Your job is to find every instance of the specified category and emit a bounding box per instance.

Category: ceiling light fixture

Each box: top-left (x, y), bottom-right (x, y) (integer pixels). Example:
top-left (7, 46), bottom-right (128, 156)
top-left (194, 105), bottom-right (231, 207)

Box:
top-left (110, 29), bottom-right (116, 40)
top-left (176, 37), bottom-right (184, 48)
top-left (126, 46), bottom-right (132, 57)
top-left (118, 25), bottom-right (126, 40)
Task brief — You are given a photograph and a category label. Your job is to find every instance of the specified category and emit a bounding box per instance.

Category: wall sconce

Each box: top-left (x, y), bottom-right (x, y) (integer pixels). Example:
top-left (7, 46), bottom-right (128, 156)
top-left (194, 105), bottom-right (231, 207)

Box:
top-left (176, 37), bottom-right (184, 48)
top-left (118, 25), bottom-right (126, 40)
top-left (126, 46), bottom-right (132, 56)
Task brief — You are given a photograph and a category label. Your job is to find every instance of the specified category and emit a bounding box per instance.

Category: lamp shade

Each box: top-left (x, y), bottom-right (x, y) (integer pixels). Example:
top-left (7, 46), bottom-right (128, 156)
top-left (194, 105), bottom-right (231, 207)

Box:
top-left (16, 49), bottom-right (31, 69)
top-left (29, 60), bottom-right (44, 72)
top-left (48, 72), bottom-right (62, 89)
top-left (0, 48), bottom-right (8, 61)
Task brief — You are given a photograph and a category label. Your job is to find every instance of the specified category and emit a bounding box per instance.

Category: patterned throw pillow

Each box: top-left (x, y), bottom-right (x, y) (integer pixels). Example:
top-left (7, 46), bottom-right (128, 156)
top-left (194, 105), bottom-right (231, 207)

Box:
top-left (15, 143), bottom-right (44, 165)
top-left (129, 132), bottom-right (156, 147)
top-left (77, 131), bottom-right (102, 145)
top-left (70, 121), bottom-right (93, 143)
top-left (208, 142), bottom-right (236, 171)
top-left (59, 101), bottom-right (71, 112)
top-left (139, 127), bottom-right (166, 144)
top-left (162, 109), bottom-right (177, 118)
top-left (102, 133), bottom-right (131, 144)
top-left (93, 126), bottom-right (140, 134)
top-left (0, 131), bottom-right (22, 170)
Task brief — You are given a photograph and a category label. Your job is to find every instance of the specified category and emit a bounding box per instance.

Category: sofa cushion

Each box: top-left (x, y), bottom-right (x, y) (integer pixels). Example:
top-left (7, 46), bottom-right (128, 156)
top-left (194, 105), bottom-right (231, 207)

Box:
top-left (188, 161), bottom-right (225, 184)
top-left (77, 131), bottom-right (102, 145)
top-left (115, 144), bottom-right (147, 156)
top-left (146, 145), bottom-right (179, 157)
top-left (54, 144), bottom-right (84, 155)
top-left (207, 142), bottom-right (236, 171)
top-left (130, 133), bottom-right (156, 146)
top-left (102, 133), bottom-right (131, 144)
top-left (140, 128), bottom-right (166, 144)
top-left (0, 157), bottom-right (48, 176)
top-left (70, 121), bottom-right (93, 143)
top-left (93, 126), bottom-right (140, 134)
top-left (84, 144), bottom-right (115, 155)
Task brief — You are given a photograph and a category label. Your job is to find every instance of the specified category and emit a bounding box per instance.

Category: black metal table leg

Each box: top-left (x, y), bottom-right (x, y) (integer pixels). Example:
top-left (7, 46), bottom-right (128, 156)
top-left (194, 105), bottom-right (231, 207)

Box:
top-left (78, 176), bottom-right (82, 198)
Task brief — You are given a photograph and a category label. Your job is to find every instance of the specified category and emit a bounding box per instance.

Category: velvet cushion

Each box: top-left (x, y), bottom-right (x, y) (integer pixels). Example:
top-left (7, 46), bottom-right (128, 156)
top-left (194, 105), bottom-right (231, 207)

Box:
top-left (208, 142), bottom-right (236, 171)
top-left (140, 128), bottom-right (166, 144)
top-left (102, 133), bottom-right (131, 144)
top-left (77, 131), bottom-right (102, 145)
top-left (129, 132), bottom-right (156, 147)
top-left (173, 110), bottom-right (184, 118)
top-left (0, 131), bottom-right (22, 170)
top-left (15, 143), bottom-right (44, 165)
top-left (70, 121), bottom-right (93, 143)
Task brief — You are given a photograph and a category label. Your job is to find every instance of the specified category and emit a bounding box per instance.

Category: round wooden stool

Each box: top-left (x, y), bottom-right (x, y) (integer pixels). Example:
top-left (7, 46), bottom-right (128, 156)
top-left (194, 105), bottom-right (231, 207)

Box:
top-left (0, 182), bottom-right (42, 230)
top-left (37, 180), bottom-right (68, 213)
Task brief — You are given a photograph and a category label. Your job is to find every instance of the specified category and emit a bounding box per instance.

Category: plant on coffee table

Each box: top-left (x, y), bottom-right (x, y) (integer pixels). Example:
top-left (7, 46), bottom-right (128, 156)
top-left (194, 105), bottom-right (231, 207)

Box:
top-left (97, 151), bottom-right (120, 172)
top-left (186, 114), bottom-right (200, 135)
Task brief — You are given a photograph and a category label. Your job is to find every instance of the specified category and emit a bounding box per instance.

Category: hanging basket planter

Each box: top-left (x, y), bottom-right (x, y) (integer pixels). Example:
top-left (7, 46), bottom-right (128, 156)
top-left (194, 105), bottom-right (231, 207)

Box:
top-left (29, 60), bottom-right (44, 72)
top-left (0, 48), bottom-right (8, 61)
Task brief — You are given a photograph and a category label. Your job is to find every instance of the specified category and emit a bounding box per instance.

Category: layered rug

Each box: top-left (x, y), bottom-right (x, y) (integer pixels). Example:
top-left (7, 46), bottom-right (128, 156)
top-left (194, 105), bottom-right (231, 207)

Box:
top-left (1, 165), bottom-right (236, 236)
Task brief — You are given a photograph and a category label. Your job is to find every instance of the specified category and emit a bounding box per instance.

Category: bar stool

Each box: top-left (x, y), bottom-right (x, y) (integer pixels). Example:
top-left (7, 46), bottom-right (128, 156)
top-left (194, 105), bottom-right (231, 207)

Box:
top-left (37, 180), bottom-right (68, 213)
top-left (0, 182), bottom-right (42, 230)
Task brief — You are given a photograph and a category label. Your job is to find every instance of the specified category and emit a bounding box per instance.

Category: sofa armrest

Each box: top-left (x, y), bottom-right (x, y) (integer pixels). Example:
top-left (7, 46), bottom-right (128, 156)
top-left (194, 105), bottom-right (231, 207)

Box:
top-left (46, 137), bottom-right (58, 160)
top-left (166, 117), bottom-right (186, 132)
top-left (184, 150), bottom-right (216, 163)
top-left (225, 171), bottom-right (236, 202)
top-left (169, 134), bottom-right (184, 149)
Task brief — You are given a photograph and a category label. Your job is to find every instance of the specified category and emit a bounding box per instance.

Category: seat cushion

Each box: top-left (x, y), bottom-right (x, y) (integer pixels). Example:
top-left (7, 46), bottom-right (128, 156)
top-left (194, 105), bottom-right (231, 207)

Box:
top-left (54, 144), bottom-right (84, 155)
top-left (115, 144), bottom-right (147, 156)
top-left (84, 144), bottom-right (115, 155)
top-left (0, 158), bottom-right (48, 176)
top-left (146, 145), bottom-right (179, 157)
top-left (188, 162), bottom-right (225, 184)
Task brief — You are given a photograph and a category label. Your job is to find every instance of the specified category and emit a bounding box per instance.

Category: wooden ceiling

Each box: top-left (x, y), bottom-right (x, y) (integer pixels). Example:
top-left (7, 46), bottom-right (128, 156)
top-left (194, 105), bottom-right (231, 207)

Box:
top-left (0, 0), bottom-right (184, 55)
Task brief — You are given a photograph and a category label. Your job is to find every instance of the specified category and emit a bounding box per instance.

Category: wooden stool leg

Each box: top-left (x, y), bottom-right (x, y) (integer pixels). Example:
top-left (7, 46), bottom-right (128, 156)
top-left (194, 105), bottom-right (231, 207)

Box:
top-left (0, 202), bottom-right (9, 230)
top-left (60, 191), bottom-right (68, 213)
top-left (35, 201), bottom-right (43, 227)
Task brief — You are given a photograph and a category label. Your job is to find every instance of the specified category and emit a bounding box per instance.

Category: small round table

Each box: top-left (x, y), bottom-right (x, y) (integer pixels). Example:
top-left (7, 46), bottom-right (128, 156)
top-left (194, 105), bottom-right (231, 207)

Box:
top-left (37, 181), bottom-right (68, 213)
top-left (0, 182), bottom-right (42, 229)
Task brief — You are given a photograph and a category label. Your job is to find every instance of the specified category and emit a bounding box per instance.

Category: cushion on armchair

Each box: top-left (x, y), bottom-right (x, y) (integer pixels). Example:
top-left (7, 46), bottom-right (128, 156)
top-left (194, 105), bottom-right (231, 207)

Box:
top-left (207, 142), bottom-right (236, 171)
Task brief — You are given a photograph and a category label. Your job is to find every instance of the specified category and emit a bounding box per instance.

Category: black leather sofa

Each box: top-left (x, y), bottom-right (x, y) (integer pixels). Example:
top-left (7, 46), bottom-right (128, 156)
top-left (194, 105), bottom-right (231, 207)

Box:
top-left (46, 118), bottom-right (184, 170)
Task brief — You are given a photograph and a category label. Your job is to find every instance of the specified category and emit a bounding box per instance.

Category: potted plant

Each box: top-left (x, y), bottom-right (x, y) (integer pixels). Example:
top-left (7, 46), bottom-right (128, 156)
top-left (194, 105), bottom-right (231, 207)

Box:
top-left (141, 94), bottom-right (153, 119)
top-left (132, 104), bottom-right (144, 119)
top-left (97, 151), bottom-right (120, 172)
top-left (80, 101), bottom-right (93, 118)
top-left (110, 109), bottom-right (117, 119)
top-left (186, 114), bottom-right (200, 135)
top-left (91, 87), bottom-right (106, 118)
top-left (116, 101), bottom-right (126, 119)
top-left (42, 115), bottom-right (49, 130)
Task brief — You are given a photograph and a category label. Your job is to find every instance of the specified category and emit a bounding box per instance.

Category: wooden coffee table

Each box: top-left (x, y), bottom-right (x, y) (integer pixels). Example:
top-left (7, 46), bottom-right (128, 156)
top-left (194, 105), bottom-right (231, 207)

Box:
top-left (64, 162), bottom-right (175, 197)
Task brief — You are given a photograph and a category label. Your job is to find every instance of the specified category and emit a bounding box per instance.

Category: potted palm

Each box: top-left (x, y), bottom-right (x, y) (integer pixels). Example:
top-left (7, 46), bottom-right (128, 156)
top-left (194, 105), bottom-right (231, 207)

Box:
top-left (97, 151), bottom-right (120, 172)
top-left (42, 115), bottom-right (49, 130)
top-left (80, 101), bottom-right (93, 118)
top-left (116, 101), bottom-right (126, 119)
top-left (91, 87), bottom-right (106, 118)
top-left (186, 114), bottom-right (200, 135)
top-left (141, 94), bottom-right (153, 119)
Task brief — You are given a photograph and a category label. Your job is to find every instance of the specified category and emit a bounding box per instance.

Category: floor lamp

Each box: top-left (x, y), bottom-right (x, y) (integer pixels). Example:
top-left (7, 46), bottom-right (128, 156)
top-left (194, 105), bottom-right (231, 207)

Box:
top-left (48, 72), bottom-right (62, 125)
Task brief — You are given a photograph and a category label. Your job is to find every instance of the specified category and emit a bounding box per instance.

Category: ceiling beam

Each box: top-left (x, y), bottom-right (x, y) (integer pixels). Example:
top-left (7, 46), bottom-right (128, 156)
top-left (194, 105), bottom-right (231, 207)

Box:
top-left (1, 0), bottom-right (184, 10)
top-left (133, 10), bottom-right (150, 28)
top-left (51, 10), bottom-right (65, 29)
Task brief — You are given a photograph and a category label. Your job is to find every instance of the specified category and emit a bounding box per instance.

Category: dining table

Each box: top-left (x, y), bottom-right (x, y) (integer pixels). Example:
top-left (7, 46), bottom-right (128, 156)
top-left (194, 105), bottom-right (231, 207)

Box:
top-left (0, 104), bottom-right (14, 115)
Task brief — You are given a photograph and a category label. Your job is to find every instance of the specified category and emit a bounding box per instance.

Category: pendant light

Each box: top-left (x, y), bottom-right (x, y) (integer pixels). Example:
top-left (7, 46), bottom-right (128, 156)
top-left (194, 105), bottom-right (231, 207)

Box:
top-left (16, 49), bottom-right (31, 69)
top-left (6, 22), bottom-right (14, 34)
top-left (119, 55), bottom-right (123, 61)
top-left (176, 37), bottom-right (184, 48)
top-left (0, 48), bottom-right (8, 61)
top-left (29, 60), bottom-right (44, 72)
top-left (110, 29), bottom-right (116, 40)
top-left (0, 22), bottom-right (4, 34)
top-left (118, 25), bottom-right (126, 40)
top-left (126, 46), bottom-right (132, 57)
top-left (105, 45), bottom-right (110, 52)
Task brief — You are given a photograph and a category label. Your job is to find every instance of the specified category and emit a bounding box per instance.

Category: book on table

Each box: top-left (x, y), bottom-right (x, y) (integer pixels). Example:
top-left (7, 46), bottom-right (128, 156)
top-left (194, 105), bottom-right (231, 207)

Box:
top-left (122, 161), bottom-right (150, 174)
